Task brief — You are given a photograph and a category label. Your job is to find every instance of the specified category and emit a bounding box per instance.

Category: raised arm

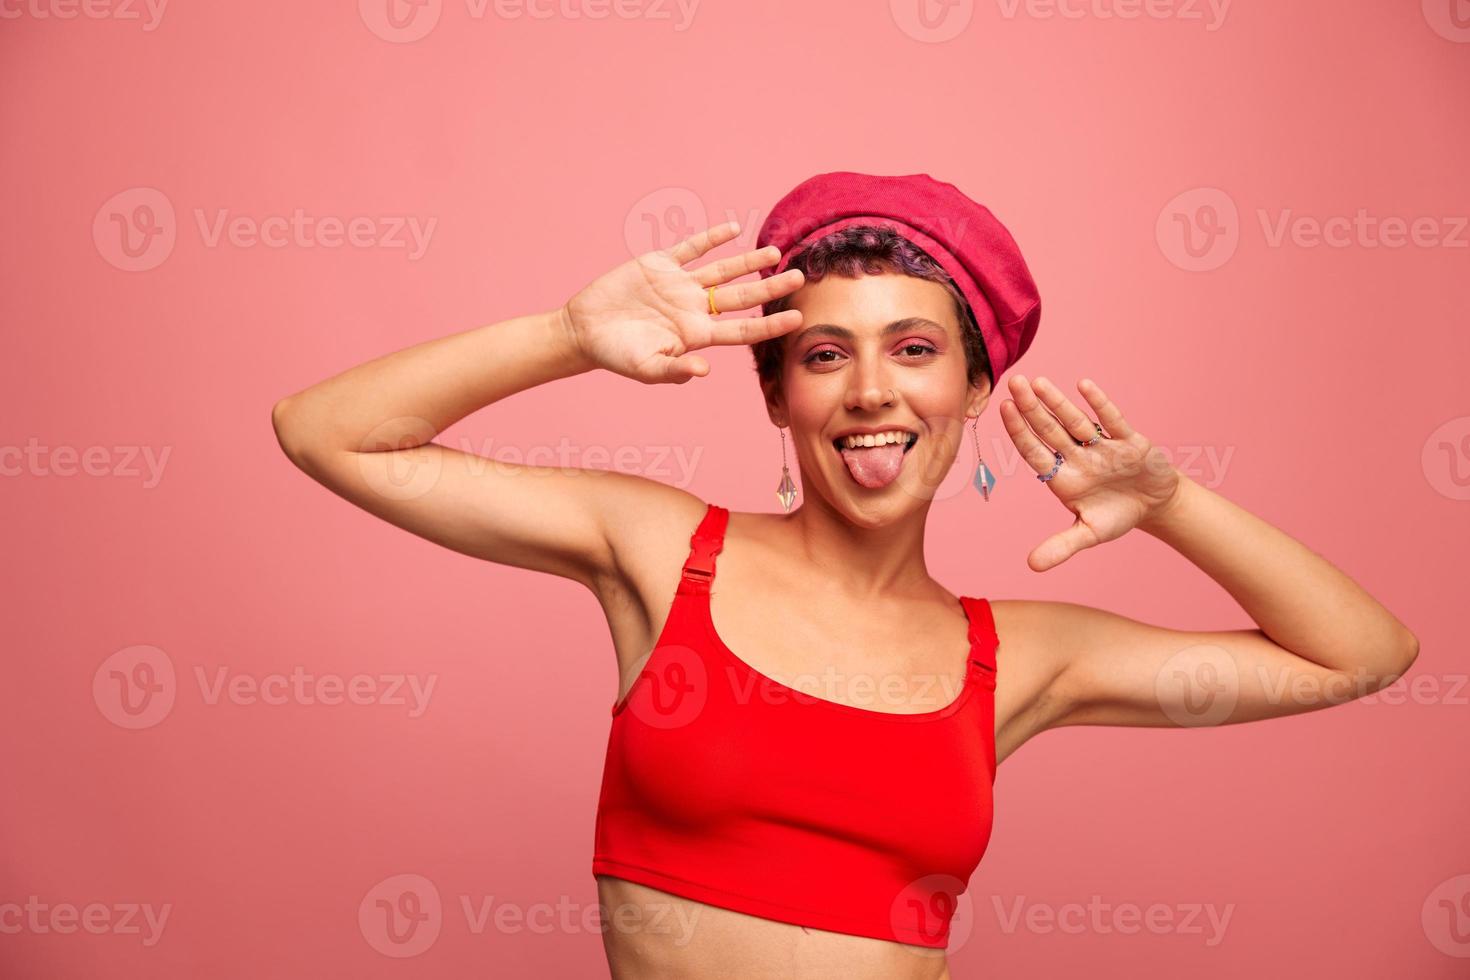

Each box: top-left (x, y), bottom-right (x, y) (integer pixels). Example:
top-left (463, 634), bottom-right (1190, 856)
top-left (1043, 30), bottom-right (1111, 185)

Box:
top-left (993, 374), bottom-right (1418, 733)
top-left (270, 220), bottom-right (804, 590)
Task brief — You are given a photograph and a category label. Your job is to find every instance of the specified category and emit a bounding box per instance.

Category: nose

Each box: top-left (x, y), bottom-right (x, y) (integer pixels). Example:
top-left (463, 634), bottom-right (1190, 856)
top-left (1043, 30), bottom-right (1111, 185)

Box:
top-left (846, 371), bottom-right (896, 413)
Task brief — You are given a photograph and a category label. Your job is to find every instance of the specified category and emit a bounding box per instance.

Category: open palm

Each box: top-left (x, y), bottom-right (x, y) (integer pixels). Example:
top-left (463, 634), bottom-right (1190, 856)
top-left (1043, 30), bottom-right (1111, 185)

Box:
top-left (562, 220), bottom-right (806, 385)
top-left (999, 374), bottom-right (1183, 572)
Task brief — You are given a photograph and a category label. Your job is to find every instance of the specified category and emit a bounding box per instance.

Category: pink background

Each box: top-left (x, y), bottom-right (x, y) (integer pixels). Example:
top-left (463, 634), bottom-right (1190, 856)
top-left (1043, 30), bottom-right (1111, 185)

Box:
top-left (3, 1), bottom-right (1468, 976)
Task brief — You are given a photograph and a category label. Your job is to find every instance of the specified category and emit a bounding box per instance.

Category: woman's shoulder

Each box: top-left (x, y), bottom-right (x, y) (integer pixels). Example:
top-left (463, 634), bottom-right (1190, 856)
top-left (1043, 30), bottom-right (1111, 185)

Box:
top-left (985, 598), bottom-right (1130, 677)
top-left (987, 597), bottom-right (1118, 628)
top-left (594, 476), bottom-right (710, 565)
top-left (601, 485), bottom-right (785, 578)
top-left (987, 597), bottom-right (1096, 641)
top-left (978, 599), bottom-right (1082, 705)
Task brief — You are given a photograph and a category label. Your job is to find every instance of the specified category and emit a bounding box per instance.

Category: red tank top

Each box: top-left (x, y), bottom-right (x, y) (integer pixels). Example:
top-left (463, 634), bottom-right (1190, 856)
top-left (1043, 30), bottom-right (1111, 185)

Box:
top-left (592, 503), bottom-right (998, 949)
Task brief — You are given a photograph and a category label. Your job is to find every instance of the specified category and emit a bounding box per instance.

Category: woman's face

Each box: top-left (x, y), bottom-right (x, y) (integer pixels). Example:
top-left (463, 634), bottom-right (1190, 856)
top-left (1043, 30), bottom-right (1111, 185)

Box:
top-left (765, 271), bottom-right (992, 522)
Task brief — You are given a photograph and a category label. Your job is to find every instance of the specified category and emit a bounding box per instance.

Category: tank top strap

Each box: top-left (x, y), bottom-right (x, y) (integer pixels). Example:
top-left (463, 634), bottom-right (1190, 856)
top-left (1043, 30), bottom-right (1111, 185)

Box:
top-left (960, 596), bottom-right (999, 674)
top-left (678, 503), bottom-right (729, 596)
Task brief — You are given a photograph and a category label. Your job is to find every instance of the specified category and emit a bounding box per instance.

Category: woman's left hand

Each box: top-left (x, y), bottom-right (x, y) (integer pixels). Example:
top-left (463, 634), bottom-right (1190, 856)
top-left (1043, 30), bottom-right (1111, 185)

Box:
top-left (998, 374), bottom-right (1182, 572)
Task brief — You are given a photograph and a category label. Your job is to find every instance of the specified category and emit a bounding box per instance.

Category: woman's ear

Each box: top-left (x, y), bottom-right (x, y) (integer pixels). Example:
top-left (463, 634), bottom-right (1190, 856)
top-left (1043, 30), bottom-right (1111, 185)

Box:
top-left (966, 372), bottom-right (993, 419)
top-left (761, 375), bottom-right (786, 427)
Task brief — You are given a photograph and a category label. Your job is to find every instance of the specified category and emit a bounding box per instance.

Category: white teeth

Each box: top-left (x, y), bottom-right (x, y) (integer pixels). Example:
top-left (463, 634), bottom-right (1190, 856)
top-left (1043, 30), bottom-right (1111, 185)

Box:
top-left (839, 431), bottom-right (913, 449)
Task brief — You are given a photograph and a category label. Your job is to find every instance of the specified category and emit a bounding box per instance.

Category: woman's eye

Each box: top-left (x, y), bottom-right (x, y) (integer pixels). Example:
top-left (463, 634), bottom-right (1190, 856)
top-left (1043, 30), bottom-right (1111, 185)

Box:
top-left (803, 343), bottom-right (935, 364)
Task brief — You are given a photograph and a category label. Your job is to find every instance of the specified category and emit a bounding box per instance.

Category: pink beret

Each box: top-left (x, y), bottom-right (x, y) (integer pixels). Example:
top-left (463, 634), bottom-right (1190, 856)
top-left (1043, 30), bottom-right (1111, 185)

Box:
top-left (755, 171), bottom-right (1041, 381)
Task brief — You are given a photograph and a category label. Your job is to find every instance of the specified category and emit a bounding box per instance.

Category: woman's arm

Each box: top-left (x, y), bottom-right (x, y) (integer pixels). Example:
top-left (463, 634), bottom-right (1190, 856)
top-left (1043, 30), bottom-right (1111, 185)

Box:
top-left (270, 308), bottom-right (621, 587)
top-left (994, 374), bottom-right (1418, 731)
top-left (273, 306), bottom-right (592, 465)
top-left (270, 221), bottom-right (804, 590)
top-left (1044, 472), bottom-right (1417, 730)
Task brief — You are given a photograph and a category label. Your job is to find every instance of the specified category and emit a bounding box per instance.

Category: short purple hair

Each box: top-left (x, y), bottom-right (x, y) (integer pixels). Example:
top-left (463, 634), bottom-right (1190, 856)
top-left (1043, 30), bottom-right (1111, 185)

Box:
top-left (752, 224), bottom-right (992, 391)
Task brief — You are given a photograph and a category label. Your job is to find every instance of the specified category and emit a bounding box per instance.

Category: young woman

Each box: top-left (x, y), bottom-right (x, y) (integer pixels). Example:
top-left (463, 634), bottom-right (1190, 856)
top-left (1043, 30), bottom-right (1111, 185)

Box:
top-left (271, 177), bottom-right (1418, 979)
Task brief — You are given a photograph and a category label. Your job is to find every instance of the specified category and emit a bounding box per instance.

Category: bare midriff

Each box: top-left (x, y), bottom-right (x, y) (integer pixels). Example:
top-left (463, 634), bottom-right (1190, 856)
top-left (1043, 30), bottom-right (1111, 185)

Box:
top-left (594, 875), bottom-right (954, 980)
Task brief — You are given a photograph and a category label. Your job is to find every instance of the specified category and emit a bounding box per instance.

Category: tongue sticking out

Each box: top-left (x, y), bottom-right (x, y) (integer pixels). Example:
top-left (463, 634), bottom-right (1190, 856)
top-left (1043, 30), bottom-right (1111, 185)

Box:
top-left (839, 443), bottom-right (907, 489)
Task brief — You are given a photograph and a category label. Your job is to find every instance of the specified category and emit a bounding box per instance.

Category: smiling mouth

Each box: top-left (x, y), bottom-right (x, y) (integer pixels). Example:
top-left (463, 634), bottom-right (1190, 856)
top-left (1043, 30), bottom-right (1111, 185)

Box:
top-left (830, 432), bottom-right (920, 454)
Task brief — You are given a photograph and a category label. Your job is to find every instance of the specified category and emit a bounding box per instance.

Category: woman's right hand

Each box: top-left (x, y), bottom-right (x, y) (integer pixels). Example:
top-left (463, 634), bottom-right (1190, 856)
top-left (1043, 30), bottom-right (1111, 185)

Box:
top-left (559, 220), bottom-right (806, 385)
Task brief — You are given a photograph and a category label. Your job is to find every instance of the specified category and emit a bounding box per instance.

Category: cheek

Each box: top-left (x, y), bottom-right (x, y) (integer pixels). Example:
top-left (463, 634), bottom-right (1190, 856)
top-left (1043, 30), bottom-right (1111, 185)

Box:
top-left (906, 375), bottom-right (971, 416)
top-left (778, 372), bottom-right (837, 426)
top-left (910, 381), bottom-right (979, 456)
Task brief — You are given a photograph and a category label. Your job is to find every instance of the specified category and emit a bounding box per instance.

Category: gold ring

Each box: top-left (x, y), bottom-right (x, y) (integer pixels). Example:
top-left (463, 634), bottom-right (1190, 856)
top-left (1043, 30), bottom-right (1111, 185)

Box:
top-left (708, 286), bottom-right (720, 316)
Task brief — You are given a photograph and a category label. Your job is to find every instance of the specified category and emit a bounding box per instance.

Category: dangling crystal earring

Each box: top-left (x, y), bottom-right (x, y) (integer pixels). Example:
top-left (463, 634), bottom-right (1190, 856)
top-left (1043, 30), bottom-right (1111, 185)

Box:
top-left (776, 426), bottom-right (798, 512)
top-left (970, 416), bottom-right (995, 501)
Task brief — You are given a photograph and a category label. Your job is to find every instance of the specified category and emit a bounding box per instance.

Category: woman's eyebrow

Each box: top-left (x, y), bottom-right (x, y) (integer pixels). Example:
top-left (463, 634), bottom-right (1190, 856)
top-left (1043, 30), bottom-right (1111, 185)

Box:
top-left (792, 317), bottom-right (946, 345)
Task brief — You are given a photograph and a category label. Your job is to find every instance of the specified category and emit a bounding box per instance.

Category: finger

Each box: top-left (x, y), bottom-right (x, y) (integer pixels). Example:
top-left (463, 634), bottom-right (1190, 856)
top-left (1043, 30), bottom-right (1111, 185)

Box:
top-left (644, 351), bottom-right (709, 384)
top-left (1029, 521), bottom-right (1099, 572)
top-left (1007, 373), bottom-right (1075, 458)
top-left (667, 220), bottom-right (742, 266)
top-left (706, 308), bottom-right (804, 347)
top-left (708, 267), bottom-right (804, 314)
top-left (1077, 378), bottom-right (1135, 440)
top-left (693, 244), bottom-right (783, 288)
top-left (998, 397), bottom-right (1065, 477)
top-left (1031, 376), bottom-right (1102, 447)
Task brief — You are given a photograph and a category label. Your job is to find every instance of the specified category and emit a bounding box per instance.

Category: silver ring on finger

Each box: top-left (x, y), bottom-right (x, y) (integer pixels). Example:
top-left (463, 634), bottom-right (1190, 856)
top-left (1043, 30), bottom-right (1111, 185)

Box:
top-left (1037, 450), bottom-right (1064, 483)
